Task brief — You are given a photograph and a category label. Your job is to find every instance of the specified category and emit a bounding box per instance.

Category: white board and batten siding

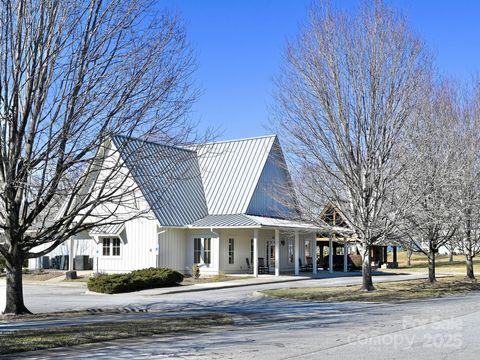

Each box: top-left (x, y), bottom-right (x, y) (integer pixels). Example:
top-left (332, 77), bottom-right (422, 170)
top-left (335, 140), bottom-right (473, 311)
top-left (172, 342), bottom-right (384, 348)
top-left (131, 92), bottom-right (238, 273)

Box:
top-left (98, 217), bottom-right (158, 273)
top-left (157, 228), bottom-right (189, 273)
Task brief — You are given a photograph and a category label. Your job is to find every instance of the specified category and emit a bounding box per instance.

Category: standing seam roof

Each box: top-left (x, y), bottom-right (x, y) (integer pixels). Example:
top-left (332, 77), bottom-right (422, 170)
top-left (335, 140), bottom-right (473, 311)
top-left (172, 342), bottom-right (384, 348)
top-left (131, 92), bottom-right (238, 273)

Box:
top-left (194, 135), bottom-right (276, 215)
top-left (112, 136), bottom-right (208, 226)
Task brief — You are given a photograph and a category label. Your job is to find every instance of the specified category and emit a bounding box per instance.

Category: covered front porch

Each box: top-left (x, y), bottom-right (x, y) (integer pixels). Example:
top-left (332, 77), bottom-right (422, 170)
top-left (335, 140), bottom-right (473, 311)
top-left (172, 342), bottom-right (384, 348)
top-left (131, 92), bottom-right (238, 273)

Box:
top-left (188, 214), bottom-right (323, 277)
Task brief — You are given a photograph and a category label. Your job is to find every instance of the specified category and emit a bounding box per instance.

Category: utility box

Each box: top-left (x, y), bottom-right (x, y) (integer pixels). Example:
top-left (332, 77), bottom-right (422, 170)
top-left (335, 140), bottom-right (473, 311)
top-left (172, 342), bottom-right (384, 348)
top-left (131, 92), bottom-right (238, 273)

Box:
top-left (65, 271), bottom-right (77, 280)
top-left (75, 255), bottom-right (89, 270)
top-left (41, 256), bottom-right (50, 269)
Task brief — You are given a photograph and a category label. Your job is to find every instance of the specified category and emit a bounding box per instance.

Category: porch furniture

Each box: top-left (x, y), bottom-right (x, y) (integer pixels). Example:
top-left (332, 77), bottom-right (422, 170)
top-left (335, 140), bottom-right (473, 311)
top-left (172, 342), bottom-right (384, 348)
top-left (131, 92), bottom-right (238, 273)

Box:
top-left (299, 257), bottom-right (313, 272)
top-left (258, 257), bottom-right (268, 274)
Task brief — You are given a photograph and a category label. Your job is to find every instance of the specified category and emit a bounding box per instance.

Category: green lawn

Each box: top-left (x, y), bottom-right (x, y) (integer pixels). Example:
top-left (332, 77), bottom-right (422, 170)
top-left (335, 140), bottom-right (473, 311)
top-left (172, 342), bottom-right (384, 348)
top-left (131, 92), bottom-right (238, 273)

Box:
top-left (263, 277), bottom-right (480, 303)
top-left (382, 250), bottom-right (479, 274)
top-left (0, 313), bottom-right (232, 355)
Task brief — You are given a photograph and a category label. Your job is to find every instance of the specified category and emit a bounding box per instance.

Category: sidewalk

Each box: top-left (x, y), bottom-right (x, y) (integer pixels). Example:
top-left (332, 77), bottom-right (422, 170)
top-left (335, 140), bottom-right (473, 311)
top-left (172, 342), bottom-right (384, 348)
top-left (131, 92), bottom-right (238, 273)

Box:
top-left (101, 271), bottom-right (371, 296)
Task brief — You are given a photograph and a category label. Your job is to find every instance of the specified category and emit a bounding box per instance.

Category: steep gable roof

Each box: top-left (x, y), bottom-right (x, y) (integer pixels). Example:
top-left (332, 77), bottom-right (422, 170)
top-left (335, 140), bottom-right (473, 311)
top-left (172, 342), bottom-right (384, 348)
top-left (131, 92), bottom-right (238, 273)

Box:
top-left (193, 135), bottom-right (276, 215)
top-left (112, 136), bottom-right (208, 226)
top-left (246, 137), bottom-right (299, 218)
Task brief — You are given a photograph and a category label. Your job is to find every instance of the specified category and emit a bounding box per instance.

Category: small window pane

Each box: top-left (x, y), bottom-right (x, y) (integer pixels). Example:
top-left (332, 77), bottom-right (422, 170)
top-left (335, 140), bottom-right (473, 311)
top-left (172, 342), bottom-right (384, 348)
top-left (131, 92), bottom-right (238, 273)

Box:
top-left (112, 238), bottom-right (121, 256)
top-left (103, 238), bottom-right (111, 256)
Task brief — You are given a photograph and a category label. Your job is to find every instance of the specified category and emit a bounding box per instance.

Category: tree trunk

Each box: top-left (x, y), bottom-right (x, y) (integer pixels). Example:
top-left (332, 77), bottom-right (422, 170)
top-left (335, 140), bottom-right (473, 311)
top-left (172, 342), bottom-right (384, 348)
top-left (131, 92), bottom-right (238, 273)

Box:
top-left (449, 248), bottom-right (454, 263)
top-left (361, 246), bottom-right (375, 291)
top-left (465, 255), bottom-right (475, 281)
top-left (406, 249), bottom-right (412, 266)
top-left (3, 256), bottom-right (31, 315)
top-left (428, 246), bottom-right (436, 283)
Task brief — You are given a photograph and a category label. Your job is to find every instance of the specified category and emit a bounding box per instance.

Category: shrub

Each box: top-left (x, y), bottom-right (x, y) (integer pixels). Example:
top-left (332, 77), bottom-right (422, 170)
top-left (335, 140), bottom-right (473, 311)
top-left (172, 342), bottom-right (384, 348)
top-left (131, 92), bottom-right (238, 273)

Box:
top-left (192, 264), bottom-right (200, 279)
top-left (87, 267), bottom-right (184, 294)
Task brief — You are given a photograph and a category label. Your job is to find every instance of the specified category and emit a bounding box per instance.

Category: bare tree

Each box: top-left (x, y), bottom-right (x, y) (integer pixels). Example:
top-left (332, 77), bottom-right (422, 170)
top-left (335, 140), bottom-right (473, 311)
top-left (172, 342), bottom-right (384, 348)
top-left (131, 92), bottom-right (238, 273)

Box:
top-left (452, 83), bottom-right (480, 281)
top-left (398, 81), bottom-right (460, 283)
top-left (0, 0), bottom-right (200, 315)
top-left (273, 1), bottom-right (430, 290)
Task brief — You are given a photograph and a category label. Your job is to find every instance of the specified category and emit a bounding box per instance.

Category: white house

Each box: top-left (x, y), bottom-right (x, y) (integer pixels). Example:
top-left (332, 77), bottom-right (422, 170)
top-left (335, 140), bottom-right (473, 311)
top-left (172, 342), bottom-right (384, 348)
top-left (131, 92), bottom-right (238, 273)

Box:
top-left (29, 135), bottom-right (321, 276)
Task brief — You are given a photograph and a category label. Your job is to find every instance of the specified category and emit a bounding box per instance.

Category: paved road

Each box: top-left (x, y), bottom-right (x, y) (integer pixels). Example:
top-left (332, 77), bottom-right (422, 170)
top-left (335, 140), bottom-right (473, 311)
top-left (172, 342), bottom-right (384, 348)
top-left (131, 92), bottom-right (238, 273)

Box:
top-left (2, 273), bottom-right (478, 359)
top-left (0, 272), bottom-right (419, 314)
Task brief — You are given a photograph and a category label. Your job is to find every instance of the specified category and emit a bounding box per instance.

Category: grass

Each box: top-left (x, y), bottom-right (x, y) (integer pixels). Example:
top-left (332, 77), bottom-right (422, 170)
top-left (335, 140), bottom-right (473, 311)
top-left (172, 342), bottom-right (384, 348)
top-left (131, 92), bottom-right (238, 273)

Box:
top-left (262, 277), bottom-right (480, 303)
top-left (380, 250), bottom-right (480, 274)
top-left (22, 271), bottom-right (65, 282)
top-left (0, 313), bottom-right (233, 355)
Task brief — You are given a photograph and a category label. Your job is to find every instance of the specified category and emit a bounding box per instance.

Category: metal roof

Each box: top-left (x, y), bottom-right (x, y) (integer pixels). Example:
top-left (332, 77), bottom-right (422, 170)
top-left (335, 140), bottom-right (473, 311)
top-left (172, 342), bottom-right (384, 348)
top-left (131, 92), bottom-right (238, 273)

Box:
top-left (89, 223), bottom-right (125, 236)
top-left (112, 136), bottom-right (208, 227)
top-left (189, 214), bottom-right (323, 231)
top-left (246, 215), bottom-right (323, 230)
top-left (190, 214), bottom-right (259, 228)
top-left (193, 135), bottom-right (276, 215)
top-left (109, 135), bottom-right (313, 230)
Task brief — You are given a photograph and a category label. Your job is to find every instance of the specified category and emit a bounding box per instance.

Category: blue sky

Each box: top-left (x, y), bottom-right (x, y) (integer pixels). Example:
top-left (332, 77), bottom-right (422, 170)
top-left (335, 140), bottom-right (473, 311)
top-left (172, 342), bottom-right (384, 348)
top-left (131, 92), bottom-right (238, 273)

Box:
top-left (161, 1), bottom-right (480, 140)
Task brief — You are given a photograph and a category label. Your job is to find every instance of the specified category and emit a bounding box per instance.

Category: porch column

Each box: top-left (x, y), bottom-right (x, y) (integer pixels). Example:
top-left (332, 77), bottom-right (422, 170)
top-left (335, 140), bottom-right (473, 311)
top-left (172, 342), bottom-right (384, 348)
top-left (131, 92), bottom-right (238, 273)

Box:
top-left (294, 231), bottom-right (300, 275)
top-left (383, 246), bottom-right (388, 264)
top-left (312, 237), bottom-right (317, 274)
top-left (343, 241), bottom-right (348, 273)
top-left (275, 229), bottom-right (280, 276)
top-left (253, 229), bottom-right (259, 277)
top-left (68, 237), bottom-right (75, 271)
top-left (393, 245), bottom-right (398, 263)
top-left (329, 238), bottom-right (333, 273)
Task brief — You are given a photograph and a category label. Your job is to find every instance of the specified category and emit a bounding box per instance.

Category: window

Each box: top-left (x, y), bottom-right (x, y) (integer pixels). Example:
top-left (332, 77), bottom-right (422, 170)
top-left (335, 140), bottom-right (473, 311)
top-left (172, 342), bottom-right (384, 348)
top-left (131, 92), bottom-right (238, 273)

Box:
top-left (194, 237), bottom-right (211, 264)
top-left (204, 238), bottom-right (211, 264)
top-left (228, 238), bottom-right (235, 264)
top-left (194, 238), bottom-right (201, 263)
top-left (103, 238), bottom-right (111, 256)
top-left (112, 238), bottom-right (121, 256)
top-left (102, 237), bottom-right (121, 257)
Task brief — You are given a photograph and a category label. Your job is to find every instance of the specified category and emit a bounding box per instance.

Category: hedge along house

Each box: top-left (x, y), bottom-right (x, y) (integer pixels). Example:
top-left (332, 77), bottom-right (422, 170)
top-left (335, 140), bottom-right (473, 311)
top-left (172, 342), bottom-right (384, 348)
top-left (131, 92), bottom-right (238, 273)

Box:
top-left (29, 135), bottom-right (322, 276)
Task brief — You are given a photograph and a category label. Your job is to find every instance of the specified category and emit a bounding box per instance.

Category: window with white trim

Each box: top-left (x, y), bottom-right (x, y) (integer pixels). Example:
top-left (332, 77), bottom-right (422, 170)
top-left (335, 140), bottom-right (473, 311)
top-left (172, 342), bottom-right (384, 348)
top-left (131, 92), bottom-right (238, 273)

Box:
top-left (194, 237), bottom-right (211, 264)
top-left (102, 238), bottom-right (111, 256)
top-left (102, 237), bottom-right (121, 257)
top-left (228, 238), bottom-right (235, 264)
top-left (194, 238), bottom-right (201, 263)
top-left (112, 238), bottom-right (121, 256)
